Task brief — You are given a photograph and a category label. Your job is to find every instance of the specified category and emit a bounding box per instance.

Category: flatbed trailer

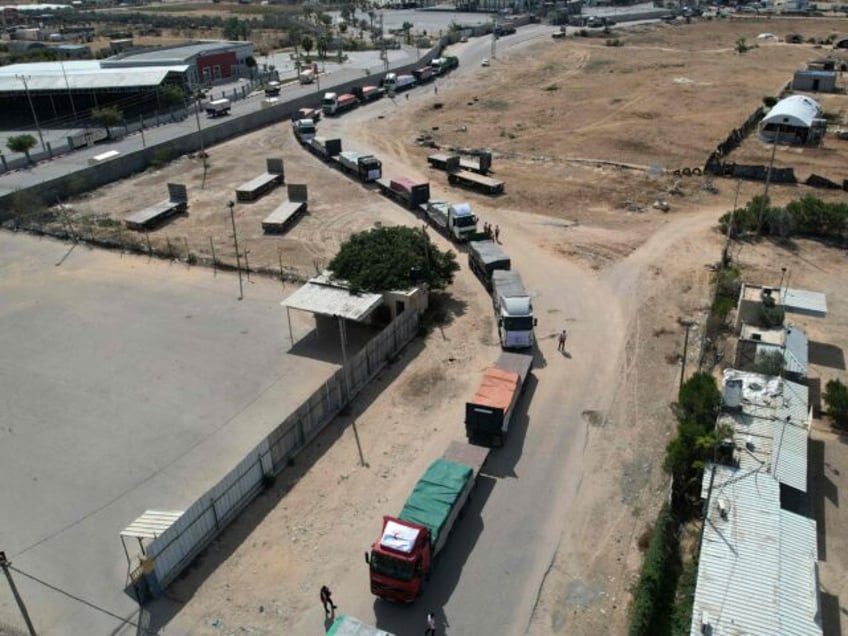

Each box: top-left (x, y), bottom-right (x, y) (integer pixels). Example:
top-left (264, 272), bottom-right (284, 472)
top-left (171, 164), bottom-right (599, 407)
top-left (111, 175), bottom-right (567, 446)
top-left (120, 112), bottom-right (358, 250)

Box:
top-left (465, 352), bottom-right (533, 447)
top-left (261, 201), bottom-right (306, 234)
top-left (376, 177), bottom-right (430, 210)
top-left (468, 240), bottom-right (511, 290)
top-left (235, 159), bottom-right (284, 202)
top-left (124, 183), bottom-right (188, 231)
top-left (448, 169), bottom-right (504, 195)
top-left (307, 137), bottom-right (343, 162)
top-left (428, 152), bottom-right (491, 175)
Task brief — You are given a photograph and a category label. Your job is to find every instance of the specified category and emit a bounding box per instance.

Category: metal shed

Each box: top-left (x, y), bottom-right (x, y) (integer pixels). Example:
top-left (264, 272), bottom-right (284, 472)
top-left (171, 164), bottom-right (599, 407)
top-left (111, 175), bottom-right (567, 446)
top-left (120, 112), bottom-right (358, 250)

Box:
top-left (792, 69), bottom-right (837, 93)
top-left (760, 95), bottom-right (823, 144)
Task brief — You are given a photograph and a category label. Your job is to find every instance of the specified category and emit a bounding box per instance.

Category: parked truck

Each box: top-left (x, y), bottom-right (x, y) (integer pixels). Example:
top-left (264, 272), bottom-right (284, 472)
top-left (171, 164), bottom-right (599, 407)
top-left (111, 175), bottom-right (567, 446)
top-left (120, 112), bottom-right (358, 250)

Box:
top-left (308, 136), bottom-right (343, 162)
top-left (491, 270), bottom-right (537, 349)
top-left (468, 240), bottom-right (510, 290)
top-left (465, 352), bottom-right (533, 447)
top-left (323, 92), bottom-right (359, 116)
top-left (335, 151), bottom-right (383, 182)
top-left (376, 176), bottom-right (430, 210)
top-left (328, 615), bottom-right (394, 636)
top-left (381, 72), bottom-right (416, 93)
top-left (205, 98), bottom-right (231, 117)
top-left (264, 80), bottom-right (281, 96)
top-left (430, 56), bottom-right (459, 75)
top-left (412, 65), bottom-right (434, 83)
top-left (367, 441), bottom-right (489, 602)
top-left (299, 65), bottom-right (318, 84)
top-left (292, 106), bottom-right (321, 122)
top-left (419, 200), bottom-right (478, 242)
top-left (292, 118), bottom-right (316, 144)
top-left (352, 85), bottom-right (385, 103)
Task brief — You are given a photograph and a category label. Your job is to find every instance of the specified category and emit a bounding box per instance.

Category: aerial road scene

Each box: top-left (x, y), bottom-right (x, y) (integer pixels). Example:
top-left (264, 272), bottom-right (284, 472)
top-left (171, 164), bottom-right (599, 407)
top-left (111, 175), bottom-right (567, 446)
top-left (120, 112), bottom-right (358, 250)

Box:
top-left (0, 0), bottom-right (847, 635)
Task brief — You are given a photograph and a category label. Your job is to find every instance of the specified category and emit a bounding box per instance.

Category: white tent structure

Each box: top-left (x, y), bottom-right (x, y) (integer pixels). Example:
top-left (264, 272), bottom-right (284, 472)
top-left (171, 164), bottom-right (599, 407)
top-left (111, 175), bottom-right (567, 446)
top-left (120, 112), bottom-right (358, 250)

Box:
top-left (760, 95), bottom-right (824, 144)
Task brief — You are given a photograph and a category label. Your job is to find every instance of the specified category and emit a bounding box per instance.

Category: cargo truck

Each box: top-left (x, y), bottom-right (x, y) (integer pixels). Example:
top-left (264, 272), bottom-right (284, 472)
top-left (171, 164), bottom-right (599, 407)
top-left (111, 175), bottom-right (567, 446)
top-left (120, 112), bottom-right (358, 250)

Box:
top-left (335, 151), bottom-right (383, 182)
top-left (448, 169), bottom-right (504, 195)
top-left (376, 176), bottom-right (430, 209)
top-left (205, 98), bottom-right (231, 117)
top-left (468, 240), bottom-right (510, 290)
top-left (412, 65), bottom-right (434, 83)
top-left (323, 92), bottom-right (359, 116)
top-left (328, 615), bottom-right (394, 636)
top-left (381, 72), bottom-right (416, 93)
top-left (491, 270), bottom-right (537, 349)
top-left (430, 56), bottom-right (459, 75)
top-left (292, 118), bottom-right (316, 144)
top-left (465, 352), bottom-right (533, 447)
top-left (291, 106), bottom-right (321, 122)
top-left (352, 85), bottom-right (385, 103)
top-left (366, 441), bottom-right (489, 602)
top-left (419, 200), bottom-right (478, 242)
top-left (308, 136), bottom-right (343, 162)
top-left (264, 81), bottom-right (281, 96)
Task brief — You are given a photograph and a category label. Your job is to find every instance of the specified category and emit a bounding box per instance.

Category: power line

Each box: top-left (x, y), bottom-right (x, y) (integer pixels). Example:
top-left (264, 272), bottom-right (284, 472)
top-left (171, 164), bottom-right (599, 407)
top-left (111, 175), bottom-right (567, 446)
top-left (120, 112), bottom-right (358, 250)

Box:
top-left (7, 564), bottom-right (157, 636)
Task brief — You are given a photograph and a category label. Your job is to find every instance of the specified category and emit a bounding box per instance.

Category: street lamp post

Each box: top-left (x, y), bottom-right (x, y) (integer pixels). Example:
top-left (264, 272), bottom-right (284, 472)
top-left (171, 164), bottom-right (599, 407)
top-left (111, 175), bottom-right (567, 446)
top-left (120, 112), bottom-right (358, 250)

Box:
top-left (227, 200), bottom-right (244, 300)
top-left (16, 74), bottom-right (46, 152)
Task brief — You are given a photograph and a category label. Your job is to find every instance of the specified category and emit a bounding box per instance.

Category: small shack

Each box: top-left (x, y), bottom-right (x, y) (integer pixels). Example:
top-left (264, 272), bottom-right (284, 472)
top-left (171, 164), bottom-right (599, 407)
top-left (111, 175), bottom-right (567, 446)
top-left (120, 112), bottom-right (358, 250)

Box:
top-left (792, 69), bottom-right (837, 93)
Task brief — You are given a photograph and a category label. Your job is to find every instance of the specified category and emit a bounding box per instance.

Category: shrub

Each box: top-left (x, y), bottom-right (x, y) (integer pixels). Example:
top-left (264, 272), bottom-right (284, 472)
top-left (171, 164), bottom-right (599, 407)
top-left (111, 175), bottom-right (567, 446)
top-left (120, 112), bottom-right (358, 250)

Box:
top-left (628, 503), bottom-right (679, 636)
top-left (758, 303), bottom-right (785, 329)
top-left (824, 378), bottom-right (848, 427)
top-left (752, 349), bottom-right (784, 376)
top-left (762, 95), bottom-right (778, 107)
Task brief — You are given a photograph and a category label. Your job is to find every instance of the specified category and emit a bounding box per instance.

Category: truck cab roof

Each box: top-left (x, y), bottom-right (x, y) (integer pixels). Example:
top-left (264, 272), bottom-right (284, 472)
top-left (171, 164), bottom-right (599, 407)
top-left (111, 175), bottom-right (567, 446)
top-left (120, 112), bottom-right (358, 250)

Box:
top-left (379, 519), bottom-right (420, 553)
top-left (450, 202), bottom-right (473, 216)
top-left (500, 296), bottom-right (532, 316)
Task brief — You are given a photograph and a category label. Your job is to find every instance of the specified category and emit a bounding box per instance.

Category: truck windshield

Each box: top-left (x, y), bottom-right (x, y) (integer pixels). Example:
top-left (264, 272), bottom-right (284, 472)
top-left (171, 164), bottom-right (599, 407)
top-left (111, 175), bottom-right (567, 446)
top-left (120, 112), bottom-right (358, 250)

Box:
top-left (455, 215), bottom-right (476, 228)
top-left (370, 552), bottom-right (415, 581)
top-left (322, 98), bottom-right (334, 107)
top-left (503, 316), bottom-right (535, 331)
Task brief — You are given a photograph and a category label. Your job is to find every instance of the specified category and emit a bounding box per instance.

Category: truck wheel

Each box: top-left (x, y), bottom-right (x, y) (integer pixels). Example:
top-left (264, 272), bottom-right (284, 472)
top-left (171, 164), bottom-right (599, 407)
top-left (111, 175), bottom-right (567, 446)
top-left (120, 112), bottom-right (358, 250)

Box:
top-left (682, 167), bottom-right (692, 177)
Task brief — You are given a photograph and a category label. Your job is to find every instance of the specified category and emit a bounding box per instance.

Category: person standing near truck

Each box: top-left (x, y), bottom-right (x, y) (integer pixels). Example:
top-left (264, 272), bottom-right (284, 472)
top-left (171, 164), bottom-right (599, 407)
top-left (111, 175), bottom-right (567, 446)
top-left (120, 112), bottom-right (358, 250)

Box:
top-left (558, 329), bottom-right (567, 352)
top-left (320, 585), bottom-right (337, 615)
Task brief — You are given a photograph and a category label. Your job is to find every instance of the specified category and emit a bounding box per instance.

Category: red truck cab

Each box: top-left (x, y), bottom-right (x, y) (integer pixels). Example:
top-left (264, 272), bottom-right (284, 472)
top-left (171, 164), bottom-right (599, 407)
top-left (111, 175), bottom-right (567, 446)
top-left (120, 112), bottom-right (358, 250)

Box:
top-left (367, 516), bottom-right (432, 602)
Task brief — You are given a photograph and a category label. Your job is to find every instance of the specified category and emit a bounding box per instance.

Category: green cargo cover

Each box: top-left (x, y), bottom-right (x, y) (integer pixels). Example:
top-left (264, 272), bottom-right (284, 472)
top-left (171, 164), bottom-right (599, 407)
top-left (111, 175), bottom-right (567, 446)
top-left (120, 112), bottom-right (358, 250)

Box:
top-left (399, 458), bottom-right (473, 548)
top-left (327, 614), bottom-right (394, 636)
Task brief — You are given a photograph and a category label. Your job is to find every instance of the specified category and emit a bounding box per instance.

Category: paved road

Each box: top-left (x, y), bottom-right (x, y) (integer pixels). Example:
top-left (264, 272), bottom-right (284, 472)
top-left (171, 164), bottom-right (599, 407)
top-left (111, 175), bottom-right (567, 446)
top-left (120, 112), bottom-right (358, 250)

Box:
top-left (285, 23), bottom-right (618, 636)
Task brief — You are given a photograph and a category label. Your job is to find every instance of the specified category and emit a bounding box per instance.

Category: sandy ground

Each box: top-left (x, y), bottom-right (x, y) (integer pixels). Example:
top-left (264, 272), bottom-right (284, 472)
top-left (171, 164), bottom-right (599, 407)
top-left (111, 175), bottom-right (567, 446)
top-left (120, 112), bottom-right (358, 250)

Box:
top-left (47, 16), bottom-right (848, 635)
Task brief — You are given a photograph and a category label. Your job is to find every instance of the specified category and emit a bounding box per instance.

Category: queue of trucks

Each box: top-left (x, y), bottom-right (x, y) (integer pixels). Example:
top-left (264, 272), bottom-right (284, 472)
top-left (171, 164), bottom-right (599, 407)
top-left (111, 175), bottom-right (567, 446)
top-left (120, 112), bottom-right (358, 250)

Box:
top-left (419, 200), bottom-right (478, 242)
top-left (467, 240), bottom-right (537, 350)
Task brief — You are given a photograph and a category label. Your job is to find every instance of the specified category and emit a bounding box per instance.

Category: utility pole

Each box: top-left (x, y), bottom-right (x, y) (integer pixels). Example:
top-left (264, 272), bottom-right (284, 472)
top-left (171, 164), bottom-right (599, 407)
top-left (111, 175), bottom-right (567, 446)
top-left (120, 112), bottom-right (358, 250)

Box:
top-left (227, 200), bottom-right (243, 300)
top-left (759, 125), bottom-right (780, 235)
top-left (16, 75), bottom-right (46, 152)
top-left (59, 60), bottom-right (77, 121)
top-left (194, 91), bottom-right (208, 189)
top-left (679, 321), bottom-right (694, 391)
top-left (491, 16), bottom-right (497, 60)
top-left (0, 551), bottom-right (37, 636)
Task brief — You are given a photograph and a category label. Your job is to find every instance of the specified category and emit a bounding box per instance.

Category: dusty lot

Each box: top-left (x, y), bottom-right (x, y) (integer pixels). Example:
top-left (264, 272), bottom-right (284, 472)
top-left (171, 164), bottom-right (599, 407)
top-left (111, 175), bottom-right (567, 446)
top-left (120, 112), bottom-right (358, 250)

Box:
top-left (48, 16), bottom-right (848, 636)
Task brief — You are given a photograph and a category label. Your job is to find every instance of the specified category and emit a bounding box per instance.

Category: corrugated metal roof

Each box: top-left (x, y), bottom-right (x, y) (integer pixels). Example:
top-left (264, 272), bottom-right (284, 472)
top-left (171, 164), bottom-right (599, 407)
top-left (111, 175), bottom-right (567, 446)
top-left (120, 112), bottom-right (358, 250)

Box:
top-left (784, 325), bottom-right (808, 376)
top-left (281, 272), bottom-right (384, 321)
top-left (721, 370), bottom-right (810, 491)
top-left (120, 509), bottom-right (183, 540)
top-left (691, 465), bottom-right (822, 636)
top-left (762, 95), bottom-right (822, 128)
top-left (783, 287), bottom-right (827, 316)
top-left (0, 62), bottom-right (188, 92)
top-left (104, 41), bottom-right (249, 64)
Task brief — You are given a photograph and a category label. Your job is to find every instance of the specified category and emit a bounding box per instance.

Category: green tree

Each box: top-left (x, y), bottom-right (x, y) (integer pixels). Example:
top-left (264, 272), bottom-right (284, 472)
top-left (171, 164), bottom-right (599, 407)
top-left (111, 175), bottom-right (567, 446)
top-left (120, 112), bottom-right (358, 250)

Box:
top-left (402, 20), bottom-right (413, 44)
top-left (245, 55), bottom-right (257, 78)
top-left (752, 349), bottom-right (784, 376)
top-left (223, 17), bottom-right (249, 41)
top-left (6, 133), bottom-right (38, 164)
top-left (328, 226), bottom-right (460, 292)
top-left (301, 35), bottom-right (314, 57)
top-left (735, 37), bottom-right (749, 53)
top-left (90, 106), bottom-right (124, 140)
top-left (675, 372), bottom-right (721, 428)
top-left (159, 84), bottom-right (185, 109)
top-left (824, 378), bottom-right (848, 428)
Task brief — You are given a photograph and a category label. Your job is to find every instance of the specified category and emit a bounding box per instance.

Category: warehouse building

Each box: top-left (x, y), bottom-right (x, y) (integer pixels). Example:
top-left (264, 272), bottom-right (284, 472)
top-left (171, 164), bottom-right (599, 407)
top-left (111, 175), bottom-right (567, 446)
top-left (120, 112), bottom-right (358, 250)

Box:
top-left (759, 94), bottom-right (825, 144)
top-left (0, 41), bottom-right (253, 128)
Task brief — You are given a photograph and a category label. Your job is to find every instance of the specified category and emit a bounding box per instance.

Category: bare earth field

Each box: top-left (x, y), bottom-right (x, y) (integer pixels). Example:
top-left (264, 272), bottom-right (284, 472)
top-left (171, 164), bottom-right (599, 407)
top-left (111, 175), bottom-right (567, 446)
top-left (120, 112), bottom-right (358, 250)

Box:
top-left (51, 16), bottom-right (848, 636)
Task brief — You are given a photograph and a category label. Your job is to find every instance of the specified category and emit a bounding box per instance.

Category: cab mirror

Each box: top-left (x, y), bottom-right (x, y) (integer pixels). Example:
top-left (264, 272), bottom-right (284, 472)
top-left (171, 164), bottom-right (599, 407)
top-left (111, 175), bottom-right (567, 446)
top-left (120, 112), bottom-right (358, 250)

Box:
top-left (364, 552), bottom-right (370, 564)
top-left (534, 318), bottom-right (538, 326)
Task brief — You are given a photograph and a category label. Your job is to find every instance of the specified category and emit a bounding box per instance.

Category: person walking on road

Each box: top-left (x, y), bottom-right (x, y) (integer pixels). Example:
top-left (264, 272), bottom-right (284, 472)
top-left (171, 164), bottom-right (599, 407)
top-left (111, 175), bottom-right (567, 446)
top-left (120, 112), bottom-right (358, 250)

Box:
top-left (557, 329), bottom-right (567, 352)
top-left (320, 585), bottom-right (337, 615)
top-left (494, 225), bottom-right (500, 243)
top-left (425, 611), bottom-right (437, 635)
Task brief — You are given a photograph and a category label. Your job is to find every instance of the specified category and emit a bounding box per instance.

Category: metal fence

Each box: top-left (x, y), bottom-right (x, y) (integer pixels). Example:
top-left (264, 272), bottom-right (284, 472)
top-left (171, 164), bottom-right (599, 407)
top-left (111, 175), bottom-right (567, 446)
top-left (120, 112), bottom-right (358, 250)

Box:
top-left (143, 308), bottom-right (419, 590)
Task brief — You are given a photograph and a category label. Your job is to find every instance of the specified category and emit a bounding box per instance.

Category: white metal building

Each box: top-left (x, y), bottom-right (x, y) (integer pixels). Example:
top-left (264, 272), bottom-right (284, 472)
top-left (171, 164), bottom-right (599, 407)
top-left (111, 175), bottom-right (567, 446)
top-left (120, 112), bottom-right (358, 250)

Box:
top-left (691, 464), bottom-right (822, 636)
top-left (760, 94), bottom-right (824, 144)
